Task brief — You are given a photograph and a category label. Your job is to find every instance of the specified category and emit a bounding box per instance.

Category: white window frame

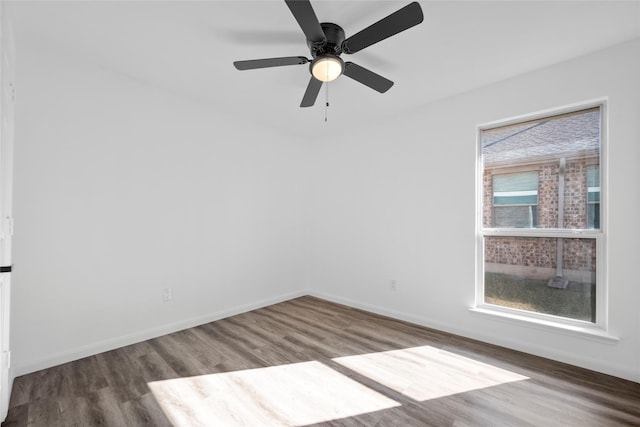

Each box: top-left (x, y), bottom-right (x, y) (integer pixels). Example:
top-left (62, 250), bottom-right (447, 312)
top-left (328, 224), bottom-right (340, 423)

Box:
top-left (473, 100), bottom-right (613, 342)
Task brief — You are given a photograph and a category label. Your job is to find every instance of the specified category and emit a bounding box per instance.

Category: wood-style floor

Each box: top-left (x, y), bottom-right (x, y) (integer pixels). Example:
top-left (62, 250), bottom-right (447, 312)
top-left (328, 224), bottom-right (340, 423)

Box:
top-left (2, 296), bottom-right (639, 426)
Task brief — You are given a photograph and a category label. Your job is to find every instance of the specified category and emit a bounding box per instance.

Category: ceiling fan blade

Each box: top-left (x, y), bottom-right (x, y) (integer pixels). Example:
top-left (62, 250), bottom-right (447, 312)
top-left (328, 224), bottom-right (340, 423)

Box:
top-left (341, 2), bottom-right (423, 54)
top-left (343, 62), bottom-right (393, 93)
top-left (233, 56), bottom-right (309, 70)
top-left (284, 0), bottom-right (326, 43)
top-left (300, 77), bottom-right (323, 107)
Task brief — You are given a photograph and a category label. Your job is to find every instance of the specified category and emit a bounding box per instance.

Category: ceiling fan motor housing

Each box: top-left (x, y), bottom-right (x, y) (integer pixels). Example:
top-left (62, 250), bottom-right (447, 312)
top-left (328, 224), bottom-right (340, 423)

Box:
top-left (307, 22), bottom-right (345, 57)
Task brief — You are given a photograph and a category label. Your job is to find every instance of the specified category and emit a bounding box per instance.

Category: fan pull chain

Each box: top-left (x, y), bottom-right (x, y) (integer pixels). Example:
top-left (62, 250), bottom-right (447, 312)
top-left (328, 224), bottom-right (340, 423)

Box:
top-left (324, 81), bottom-right (329, 122)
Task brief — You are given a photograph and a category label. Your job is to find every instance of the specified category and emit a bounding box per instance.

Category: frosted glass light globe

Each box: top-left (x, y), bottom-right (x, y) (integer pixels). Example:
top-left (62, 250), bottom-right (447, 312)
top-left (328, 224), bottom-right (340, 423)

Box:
top-left (311, 56), bottom-right (344, 82)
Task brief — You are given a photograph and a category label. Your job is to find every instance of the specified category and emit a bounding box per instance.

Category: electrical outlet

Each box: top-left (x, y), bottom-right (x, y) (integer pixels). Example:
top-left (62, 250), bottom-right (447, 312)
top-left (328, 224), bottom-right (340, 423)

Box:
top-left (162, 287), bottom-right (173, 302)
top-left (390, 280), bottom-right (397, 291)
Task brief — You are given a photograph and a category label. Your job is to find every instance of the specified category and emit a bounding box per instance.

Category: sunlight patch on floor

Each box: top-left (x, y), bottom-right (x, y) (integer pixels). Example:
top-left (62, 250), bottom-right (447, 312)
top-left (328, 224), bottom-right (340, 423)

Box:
top-left (333, 345), bottom-right (529, 401)
top-left (148, 360), bottom-right (399, 426)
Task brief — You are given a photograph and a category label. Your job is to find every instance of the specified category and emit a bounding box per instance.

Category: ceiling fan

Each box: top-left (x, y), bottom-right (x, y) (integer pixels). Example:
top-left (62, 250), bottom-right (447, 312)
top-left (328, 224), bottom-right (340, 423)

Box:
top-left (233, 1), bottom-right (424, 108)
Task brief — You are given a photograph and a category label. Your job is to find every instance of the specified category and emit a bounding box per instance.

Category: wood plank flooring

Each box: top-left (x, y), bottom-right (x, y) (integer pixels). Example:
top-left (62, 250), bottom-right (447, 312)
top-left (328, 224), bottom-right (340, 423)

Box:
top-left (2, 296), bottom-right (639, 426)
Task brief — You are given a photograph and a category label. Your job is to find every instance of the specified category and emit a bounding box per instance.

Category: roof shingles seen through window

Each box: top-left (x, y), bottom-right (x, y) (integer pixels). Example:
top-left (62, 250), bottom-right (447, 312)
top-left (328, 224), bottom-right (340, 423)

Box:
top-left (482, 110), bottom-right (600, 165)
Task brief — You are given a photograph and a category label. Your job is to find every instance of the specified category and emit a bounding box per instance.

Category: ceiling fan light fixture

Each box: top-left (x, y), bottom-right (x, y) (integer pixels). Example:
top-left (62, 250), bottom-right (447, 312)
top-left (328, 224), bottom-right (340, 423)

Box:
top-left (233, 1), bottom-right (424, 107)
top-left (311, 55), bottom-right (344, 82)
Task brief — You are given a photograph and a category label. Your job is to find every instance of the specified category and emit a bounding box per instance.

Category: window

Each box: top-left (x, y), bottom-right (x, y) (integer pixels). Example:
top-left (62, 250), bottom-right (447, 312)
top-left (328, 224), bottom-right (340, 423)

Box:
top-left (587, 165), bottom-right (600, 229)
top-left (478, 105), bottom-right (605, 328)
top-left (493, 172), bottom-right (538, 228)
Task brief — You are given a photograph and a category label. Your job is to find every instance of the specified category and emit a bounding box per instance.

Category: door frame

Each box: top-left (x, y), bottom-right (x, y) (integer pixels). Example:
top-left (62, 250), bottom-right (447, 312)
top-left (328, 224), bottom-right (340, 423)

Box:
top-left (0, 2), bottom-right (15, 421)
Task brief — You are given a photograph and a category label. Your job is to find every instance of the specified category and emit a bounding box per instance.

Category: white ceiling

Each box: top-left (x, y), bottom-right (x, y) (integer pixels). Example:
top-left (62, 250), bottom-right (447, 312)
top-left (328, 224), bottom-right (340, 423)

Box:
top-left (8, 1), bottom-right (640, 137)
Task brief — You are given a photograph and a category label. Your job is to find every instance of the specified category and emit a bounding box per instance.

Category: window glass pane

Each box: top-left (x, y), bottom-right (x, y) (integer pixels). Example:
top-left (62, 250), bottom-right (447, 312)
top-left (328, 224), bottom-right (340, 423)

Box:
top-left (492, 172), bottom-right (538, 227)
top-left (586, 165), bottom-right (600, 188)
top-left (484, 236), bottom-right (596, 322)
top-left (586, 165), bottom-right (600, 229)
top-left (494, 172), bottom-right (539, 193)
top-left (482, 108), bottom-right (600, 230)
top-left (494, 206), bottom-right (537, 228)
top-left (587, 204), bottom-right (600, 229)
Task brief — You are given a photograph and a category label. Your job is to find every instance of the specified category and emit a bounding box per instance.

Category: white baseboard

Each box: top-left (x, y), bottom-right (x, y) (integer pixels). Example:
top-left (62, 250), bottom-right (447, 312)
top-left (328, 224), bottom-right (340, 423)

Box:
top-left (12, 289), bottom-right (307, 377)
top-left (308, 290), bottom-right (639, 383)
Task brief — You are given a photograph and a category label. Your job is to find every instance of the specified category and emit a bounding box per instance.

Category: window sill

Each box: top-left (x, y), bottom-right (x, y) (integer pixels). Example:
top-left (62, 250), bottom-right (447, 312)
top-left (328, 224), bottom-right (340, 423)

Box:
top-left (469, 306), bottom-right (619, 344)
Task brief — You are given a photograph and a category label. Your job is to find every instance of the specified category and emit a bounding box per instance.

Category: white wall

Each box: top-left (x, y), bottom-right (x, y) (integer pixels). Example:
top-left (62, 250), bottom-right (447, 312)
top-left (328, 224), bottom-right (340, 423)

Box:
top-left (11, 46), bottom-right (309, 375)
top-left (308, 39), bottom-right (640, 382)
